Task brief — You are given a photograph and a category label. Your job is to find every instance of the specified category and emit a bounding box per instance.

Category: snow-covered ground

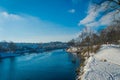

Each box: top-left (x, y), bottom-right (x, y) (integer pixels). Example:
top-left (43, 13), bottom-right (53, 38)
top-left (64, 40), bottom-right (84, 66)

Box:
top-left (67, 47), bottom-right (78, 53)
top-left (78, 44), bottom-right (120, 80)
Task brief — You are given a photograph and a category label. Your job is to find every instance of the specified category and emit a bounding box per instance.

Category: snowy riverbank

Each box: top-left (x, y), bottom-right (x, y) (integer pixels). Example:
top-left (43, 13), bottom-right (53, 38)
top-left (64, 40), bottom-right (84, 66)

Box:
top-left (77, 44), bottom-right (120, 80)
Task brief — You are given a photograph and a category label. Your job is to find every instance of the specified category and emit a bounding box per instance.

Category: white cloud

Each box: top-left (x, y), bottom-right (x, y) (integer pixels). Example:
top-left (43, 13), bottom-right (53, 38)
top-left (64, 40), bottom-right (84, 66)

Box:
top-left (99, 12), bottom-right (114, 26)
top-left (0, 10), bottom-right (75, 42)
top-left (78, 1), bottom-right (117, 28)
top-left (68, 9), bottom-right (75, 13)
top-left (86, 22), bottom-right (99, 27)
top-left (79, 11), bottom-right (98, 25)
top-left (78, 4), bottom-right (99, 26)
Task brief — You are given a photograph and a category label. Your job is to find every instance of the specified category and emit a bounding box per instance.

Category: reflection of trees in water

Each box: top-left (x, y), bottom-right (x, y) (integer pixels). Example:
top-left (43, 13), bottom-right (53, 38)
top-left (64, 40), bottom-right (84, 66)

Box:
top-left (68, 53), bottom-right (80, 65)
top-left (0, 58), bottom-right (16, 80)
top-left (8, 57), bottom-right (16, 80)
top-left (0, 59), bottom-right (4, 80)
top-left (0, 58), bottom-right (2, 62)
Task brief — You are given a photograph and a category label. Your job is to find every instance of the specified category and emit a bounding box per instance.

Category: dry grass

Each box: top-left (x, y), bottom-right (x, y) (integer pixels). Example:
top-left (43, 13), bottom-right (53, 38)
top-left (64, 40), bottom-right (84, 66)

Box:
top-left (93, 45), bottom-right (101, 53)
top-left (76, 45), bottom-right (101, 80)
top-left (79, 45), bottom-right (101, 55)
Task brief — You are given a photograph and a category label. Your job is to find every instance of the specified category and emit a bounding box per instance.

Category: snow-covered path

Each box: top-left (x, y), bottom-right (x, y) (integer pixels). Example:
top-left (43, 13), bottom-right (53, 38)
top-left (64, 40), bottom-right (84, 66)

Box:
top-left (80, 46), bottom-right (120, 80)
top-left (95, 48), bottom-right (120, 65)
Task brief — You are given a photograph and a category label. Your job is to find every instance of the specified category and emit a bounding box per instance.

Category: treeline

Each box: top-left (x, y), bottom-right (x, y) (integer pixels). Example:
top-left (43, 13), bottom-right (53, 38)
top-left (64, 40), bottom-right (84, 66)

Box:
top-left (67, 0), bottom-right (120, 58)
top-left (67, 25), bottom-right (120, 58)
top-left (69, 0), bottom-right (120, 47)
top-left (0, 41), bottom-right (68, 54)
top-left (68, 25), bottom-right (120, 47)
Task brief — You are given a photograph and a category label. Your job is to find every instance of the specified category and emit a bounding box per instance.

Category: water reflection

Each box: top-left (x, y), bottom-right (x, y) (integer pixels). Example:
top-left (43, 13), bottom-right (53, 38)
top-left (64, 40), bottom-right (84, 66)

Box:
top-left (8, 58), bottom-right (16, 80)
top-left (0, 59), bottom-right (4, 80)
top-left (0, 50), bottom-right (80, 80)
top-left (68, 53), bottom-right (80, 64)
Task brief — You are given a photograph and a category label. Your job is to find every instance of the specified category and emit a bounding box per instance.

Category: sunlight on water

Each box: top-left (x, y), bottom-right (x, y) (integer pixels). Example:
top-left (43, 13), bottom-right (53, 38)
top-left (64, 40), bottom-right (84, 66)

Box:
top-left (0, 50), bottom-right (80, 80)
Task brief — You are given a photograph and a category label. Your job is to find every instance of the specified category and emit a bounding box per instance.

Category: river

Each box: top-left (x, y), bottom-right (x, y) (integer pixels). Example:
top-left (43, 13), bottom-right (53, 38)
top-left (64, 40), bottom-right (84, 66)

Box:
top-left (0, 49), bottom-right (80, 80)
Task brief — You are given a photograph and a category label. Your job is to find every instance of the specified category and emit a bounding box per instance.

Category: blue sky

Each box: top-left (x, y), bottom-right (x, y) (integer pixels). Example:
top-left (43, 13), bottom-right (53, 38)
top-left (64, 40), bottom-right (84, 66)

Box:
top-left (0, 0), bottom-right (113, 42)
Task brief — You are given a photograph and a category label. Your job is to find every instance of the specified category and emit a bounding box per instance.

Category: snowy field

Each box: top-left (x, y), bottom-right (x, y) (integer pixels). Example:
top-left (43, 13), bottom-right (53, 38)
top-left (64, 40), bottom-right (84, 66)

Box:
top-left (79, 45), bottom-right (120, 80)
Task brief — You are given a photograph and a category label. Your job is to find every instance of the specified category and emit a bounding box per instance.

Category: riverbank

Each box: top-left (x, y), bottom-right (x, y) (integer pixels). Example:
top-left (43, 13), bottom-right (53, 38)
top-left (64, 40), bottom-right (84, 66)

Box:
top-left (0, 48), bottom-right (68, 59)
top-left (77, 44), bottom-right (120, 80)
top-left (0, 52), bottom-right (20, 58)
top-left (0, 49), bottom-right (79, 80)
top-left (0, 41), bottom-right (68, 59)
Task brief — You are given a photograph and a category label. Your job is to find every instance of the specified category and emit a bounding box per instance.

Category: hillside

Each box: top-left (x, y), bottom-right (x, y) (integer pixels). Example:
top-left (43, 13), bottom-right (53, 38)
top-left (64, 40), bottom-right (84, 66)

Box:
top-left (77, 45), bottom-right (120, 80)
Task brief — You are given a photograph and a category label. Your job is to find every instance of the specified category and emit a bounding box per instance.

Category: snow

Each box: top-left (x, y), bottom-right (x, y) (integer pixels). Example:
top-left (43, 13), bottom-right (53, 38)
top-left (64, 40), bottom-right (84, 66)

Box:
top-left (67, 47), bottom-right (78, 53)
top-left (79, 45), bottom-right (120, 80)
top-left (95, 48), bottom-right (120, 65)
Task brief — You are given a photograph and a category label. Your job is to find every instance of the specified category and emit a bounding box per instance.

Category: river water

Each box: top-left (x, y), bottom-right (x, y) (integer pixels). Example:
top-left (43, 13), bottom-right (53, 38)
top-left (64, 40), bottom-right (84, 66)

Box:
top-left (0, 49), bottom-right (80, 80)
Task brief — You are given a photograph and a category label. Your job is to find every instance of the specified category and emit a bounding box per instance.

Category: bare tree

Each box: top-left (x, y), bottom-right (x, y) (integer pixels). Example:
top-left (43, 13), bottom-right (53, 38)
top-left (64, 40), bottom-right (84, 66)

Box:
top-left (8, 42), bottom-right (17, 52)
top-left (91, 0), bottom-right (120, 43)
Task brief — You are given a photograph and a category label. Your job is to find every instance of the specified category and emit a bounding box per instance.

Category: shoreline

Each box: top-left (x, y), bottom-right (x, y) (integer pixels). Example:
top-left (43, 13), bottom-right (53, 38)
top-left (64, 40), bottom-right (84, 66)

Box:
top-left (0, 52), bottom-right (20, 59)
top-left (0, 48), bottom-right (66, 59)
top-left (66, 44), bottom-right (120, 80)
top-left (66, 46), bottom-right (87, 80)
top-left (77, 44), bottom-right (120, 80)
